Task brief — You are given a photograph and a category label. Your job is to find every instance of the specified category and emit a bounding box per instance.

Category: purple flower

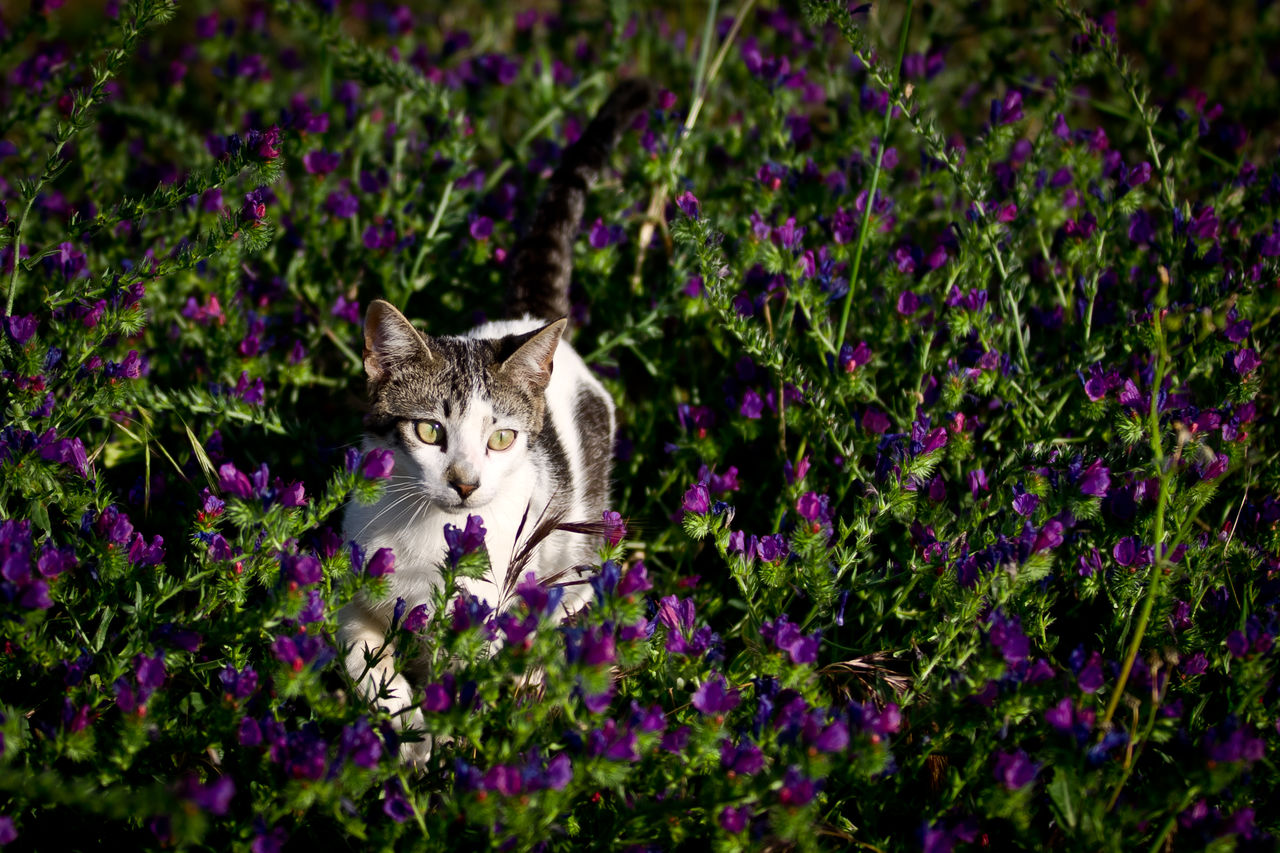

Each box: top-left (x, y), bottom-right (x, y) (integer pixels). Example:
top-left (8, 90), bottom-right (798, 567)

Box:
top-left (863, 409), bottom-right (890, 433)
top-left (796, 492), bottom-right (831, 527)
top-left (993, 749), bottom-right (1039, 789)
top-left (1182, 651), bottom-right (1209, 676)
top-left (814, 720), bottom-right (850, 753)
top-left (302, 149), bottom-right (341, 175)
top-left (366, 547), bottom-right (395, 577)
top-left (360, 448), bottom-right (395, 480)
top-left (256, 126), bottom-right (281, 159)
top-left (1078, 652), bottom-right (1104, 693)
top-left (601, 510), bottom-right (627, 546)
top-left (422, 682), bottom-right (452, 713)
top-left (241, 189), bottom-right (267, 222)
top-left (282, 553), bottom-right (322, 585)
top-left (4, 315), bottom-right (37, 345)
top-left (340, 718), bottom-right (384, 769)
top-left (988, 610), bottom-right (1029, 664)
top-left (719, 806), bottom-right (750, 833)
top-left (681, 482), bottom-right (711, 516)
top-left (135, 652), bottom-right (167, 692)
top-left (897, 290), bottom-right (920, 314)
top-left (402, 603), bottom-right (429, 632)
top-left (991, 90), bottom-right (1023, 125)
top-left (35, 540), bottom-right (75, 577)
top-left (1032, 519), bottom-right (1064, 553)
top-left (1204, 719), bottom-right (1265, 764)
top-left (1078, 459), bottom-right (1111, 496)
top-left (382, 779), bottom-right (413, 823)
top-left (777, 766), bottom-right (818, 806)
top-left (545, 753), bottom-right (573, 790)
top-left (331, 295), bottom-right (360, 325)
top-left (838, 341), bottom-right (872, 372)
top-left (278, 481), bottom-right (306, 507)
top-left (516, 571), bottom-right (564, 617)
top-left (468, 214), bottom-right (493, 241)
top-left (443, 514), bottom-right (486, 564)
top-left (1232, 348), bottom-right (1260, 376)
top-left (179, 774), bottom-right (235, 815)
top-left (675, 190), bottom-right (700, 219)
top-left (325, 190), bottom-right (359, 219)
top-left (363, 221), bottom-right (396, 250)
top-left (1012, 492), bottom-right (1040, 516)
top-left (1113, 536), bottom-right (1139, 566)
top-left (761, 615), bottom-right (820, 664)
top-left (1188, 205), bottom-right (1219, 241)
top-left (738, 389), bottom-right (764, 419)
top-left (1127, 161), bottom-right (1152, 186)
top-left (692, 673), bottom-right (741, 715)
top-left (239, 716), bottom-right (262, 748)
top-left (220, 665), bottom-right (259, 700)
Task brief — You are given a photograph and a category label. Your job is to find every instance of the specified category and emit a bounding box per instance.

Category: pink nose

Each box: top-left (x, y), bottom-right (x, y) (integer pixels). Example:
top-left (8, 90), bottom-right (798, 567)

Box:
top-left (451, 480), bottom-right (478, 500)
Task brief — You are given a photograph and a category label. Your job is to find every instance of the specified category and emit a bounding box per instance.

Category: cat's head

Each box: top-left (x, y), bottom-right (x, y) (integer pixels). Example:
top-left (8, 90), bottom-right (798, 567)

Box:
top-left (360, 299), bottom-right (566, 510)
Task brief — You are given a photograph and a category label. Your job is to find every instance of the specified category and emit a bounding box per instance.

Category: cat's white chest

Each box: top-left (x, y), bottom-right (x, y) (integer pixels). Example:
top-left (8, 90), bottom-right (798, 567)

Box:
top-left (343, 461), bottom-right (545, 615)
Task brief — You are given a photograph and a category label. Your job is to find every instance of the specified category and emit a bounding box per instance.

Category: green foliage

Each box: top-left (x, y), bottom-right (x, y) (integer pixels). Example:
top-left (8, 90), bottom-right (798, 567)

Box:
top-left (1, 1), bottom-right (1278, 851)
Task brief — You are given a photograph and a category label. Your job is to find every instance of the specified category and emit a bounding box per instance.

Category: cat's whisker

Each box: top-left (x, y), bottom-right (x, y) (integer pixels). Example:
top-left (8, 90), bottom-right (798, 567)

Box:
top-left (352, 490), bottom-right (427, 541)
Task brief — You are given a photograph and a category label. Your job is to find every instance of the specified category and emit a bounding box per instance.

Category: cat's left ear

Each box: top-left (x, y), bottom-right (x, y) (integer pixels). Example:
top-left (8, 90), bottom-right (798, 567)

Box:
top-left (496, 318), bottom-right (567, 391)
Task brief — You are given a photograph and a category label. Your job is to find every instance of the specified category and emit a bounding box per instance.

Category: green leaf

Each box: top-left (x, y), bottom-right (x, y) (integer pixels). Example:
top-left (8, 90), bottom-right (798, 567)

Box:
top-left (1047, 768), bottom-right (1078, 830)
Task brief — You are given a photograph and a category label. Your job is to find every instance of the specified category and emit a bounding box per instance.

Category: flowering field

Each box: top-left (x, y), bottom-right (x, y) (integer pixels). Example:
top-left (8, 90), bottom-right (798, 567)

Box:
top-left (2, 0), bottom-right (1278, 849)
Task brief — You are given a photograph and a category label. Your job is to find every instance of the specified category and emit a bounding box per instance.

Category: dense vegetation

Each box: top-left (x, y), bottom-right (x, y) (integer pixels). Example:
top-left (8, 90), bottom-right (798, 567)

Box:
top-left (1, 1), bottom-right (1278, 849)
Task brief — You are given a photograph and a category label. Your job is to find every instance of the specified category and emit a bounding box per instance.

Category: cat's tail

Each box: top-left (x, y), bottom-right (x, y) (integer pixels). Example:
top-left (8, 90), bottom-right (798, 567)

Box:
top-left (507, 78), bottom-right (657, 322)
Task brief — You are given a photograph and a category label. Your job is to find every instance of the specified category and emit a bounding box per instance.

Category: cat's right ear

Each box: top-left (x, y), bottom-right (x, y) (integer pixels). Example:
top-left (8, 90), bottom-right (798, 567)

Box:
top-left (364, 299), bottom-right (430, 384)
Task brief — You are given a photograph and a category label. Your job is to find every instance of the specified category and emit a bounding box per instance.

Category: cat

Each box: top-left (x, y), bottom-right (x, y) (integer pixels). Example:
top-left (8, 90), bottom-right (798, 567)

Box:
top-left (338, 79), bottom-right (655, 764)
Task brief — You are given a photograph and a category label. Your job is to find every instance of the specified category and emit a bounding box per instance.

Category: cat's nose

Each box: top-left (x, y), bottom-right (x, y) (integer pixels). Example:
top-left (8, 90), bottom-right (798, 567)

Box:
top-left (450, 479), bottom-right (479, 500)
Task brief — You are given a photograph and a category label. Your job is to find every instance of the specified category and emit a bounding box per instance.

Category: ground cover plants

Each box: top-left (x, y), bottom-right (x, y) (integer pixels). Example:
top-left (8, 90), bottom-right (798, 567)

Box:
top-left (1, 0), bottom-right (1278, 849)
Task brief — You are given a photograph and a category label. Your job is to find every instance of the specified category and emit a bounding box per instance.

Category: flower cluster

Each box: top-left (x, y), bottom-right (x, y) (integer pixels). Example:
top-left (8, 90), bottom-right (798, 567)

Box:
top-left (0, 0), bottom-right (1276, 850)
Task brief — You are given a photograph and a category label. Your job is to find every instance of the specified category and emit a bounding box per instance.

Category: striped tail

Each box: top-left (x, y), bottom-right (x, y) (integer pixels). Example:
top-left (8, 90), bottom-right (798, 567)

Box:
top-left (507, 78), bottom-right (657, 322)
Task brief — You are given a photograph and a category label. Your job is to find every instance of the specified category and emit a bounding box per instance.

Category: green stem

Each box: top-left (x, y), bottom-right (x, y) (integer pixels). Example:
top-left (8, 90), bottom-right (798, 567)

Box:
top-left (1101, 305), bottom-right (1170, 730)
top-left (836, 0), bottom-right (913, 346)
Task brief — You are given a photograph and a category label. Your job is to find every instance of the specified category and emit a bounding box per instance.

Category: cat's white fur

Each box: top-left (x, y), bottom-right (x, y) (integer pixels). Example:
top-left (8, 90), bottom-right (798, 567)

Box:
top-left (339, 317), bottom-right (613, 764)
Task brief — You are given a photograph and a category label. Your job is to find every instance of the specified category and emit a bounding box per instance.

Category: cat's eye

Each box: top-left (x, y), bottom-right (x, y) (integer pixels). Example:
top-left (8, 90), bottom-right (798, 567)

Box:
top-left (487, 429), bottom-right (517, 452)
top-left (415, 420), bottom-right (444, 445)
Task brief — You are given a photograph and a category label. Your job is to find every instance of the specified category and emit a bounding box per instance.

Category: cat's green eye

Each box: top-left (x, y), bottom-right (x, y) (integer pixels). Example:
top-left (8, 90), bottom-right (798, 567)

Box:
top-left (487, 429), bottom-right (517, 452)
top-left (415, 420), bottom-right (444, 445)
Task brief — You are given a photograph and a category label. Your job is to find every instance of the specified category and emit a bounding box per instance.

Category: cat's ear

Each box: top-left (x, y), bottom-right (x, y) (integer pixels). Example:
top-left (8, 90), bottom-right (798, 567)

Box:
top-left (496, 318), bottom-right (567, 391)
top-left (364, 299), bottom-right (430, 383)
